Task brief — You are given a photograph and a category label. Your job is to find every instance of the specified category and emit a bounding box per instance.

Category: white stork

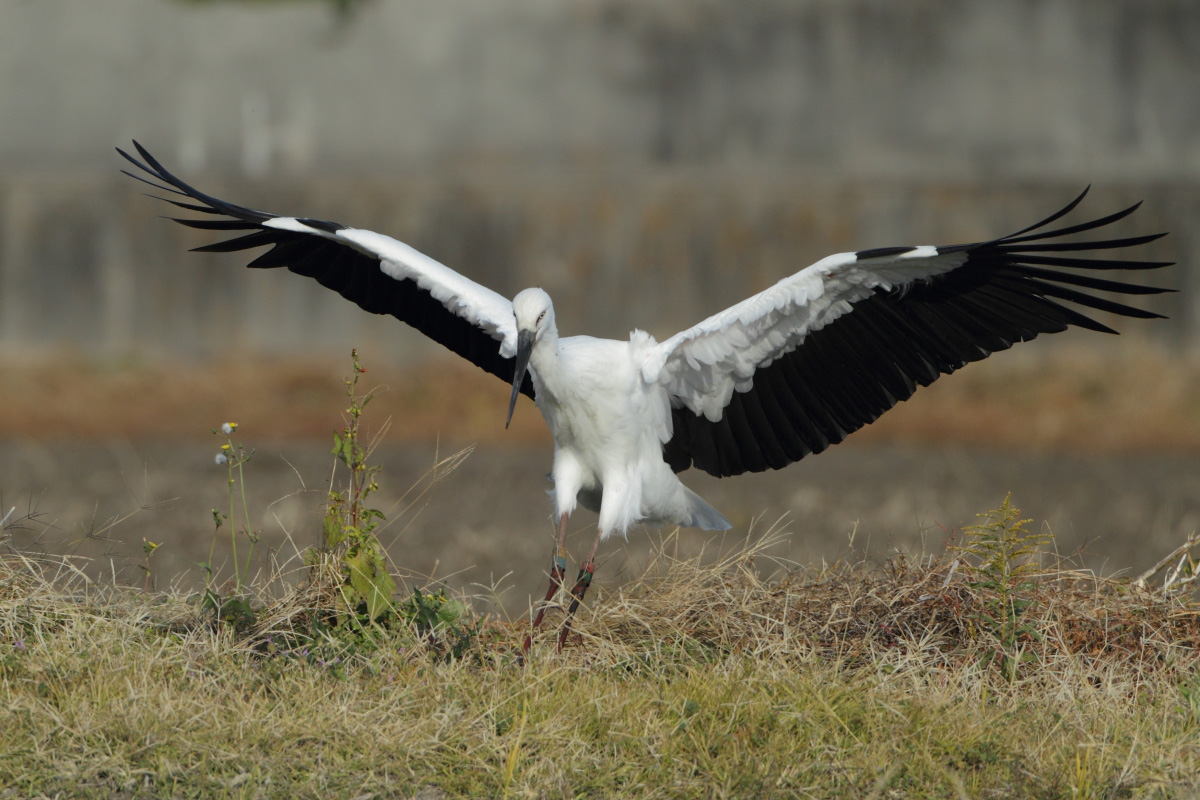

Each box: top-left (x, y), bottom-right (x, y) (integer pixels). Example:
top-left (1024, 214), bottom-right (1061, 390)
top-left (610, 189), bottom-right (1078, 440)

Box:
top-left (119, 142), bottom-right (1172, 650)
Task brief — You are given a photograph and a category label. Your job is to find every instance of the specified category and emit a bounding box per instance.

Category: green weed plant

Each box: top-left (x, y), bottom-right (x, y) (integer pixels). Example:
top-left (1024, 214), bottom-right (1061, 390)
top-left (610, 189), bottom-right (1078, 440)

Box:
top-left (310, 348), bottom-right (397, 626)
top-left (955, 493), bottom-right (1052, 680)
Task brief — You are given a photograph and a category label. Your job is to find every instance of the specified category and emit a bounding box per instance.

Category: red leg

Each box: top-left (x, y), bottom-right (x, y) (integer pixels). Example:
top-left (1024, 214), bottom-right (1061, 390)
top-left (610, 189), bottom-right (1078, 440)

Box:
top-left (522, 513), bottom-right (569, 653)
top-left (557, 528), bottom-right (604, 651)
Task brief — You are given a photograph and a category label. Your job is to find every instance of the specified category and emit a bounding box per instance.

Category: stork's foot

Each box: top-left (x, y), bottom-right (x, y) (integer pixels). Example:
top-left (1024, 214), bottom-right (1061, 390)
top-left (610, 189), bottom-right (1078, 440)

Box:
top-left (556, 561), bottom-right (595, 651)
top-left (522, 553), bottom-right (567, 654)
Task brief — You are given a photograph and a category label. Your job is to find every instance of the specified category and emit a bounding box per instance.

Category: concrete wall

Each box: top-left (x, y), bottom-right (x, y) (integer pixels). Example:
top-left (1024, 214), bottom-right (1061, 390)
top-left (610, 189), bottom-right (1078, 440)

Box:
top-left (0, 0), bottom-right (1194, 358)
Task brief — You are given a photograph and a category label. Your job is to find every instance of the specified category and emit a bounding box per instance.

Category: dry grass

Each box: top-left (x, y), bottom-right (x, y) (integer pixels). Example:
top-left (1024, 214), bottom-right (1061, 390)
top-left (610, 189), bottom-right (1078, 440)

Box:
top-left (563, 528), bottom-right (1200, 676)
top-left (3, 501), bottom-right (1199, 799)
top-left (3, 343), bottom-right (1200, 452)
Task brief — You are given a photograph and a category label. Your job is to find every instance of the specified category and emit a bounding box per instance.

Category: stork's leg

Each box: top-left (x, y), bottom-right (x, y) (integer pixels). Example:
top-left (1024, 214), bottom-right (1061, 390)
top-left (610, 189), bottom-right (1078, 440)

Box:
top-left (522, 513), bottom-right (570, 653)
top-left (557, 528), bottom-right (604, 651)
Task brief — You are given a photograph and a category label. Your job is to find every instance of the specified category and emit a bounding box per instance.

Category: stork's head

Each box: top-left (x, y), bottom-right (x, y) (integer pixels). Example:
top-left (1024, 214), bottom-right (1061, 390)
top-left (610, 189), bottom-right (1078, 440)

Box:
top-left (512, 288), bottom-right (555, 339)
top-left (506, 288), bottom-right (555, 429)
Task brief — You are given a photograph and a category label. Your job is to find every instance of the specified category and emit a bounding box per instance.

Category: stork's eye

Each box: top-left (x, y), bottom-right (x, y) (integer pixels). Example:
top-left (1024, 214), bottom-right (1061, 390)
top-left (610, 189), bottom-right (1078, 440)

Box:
top-left (536, 311), bottom-right (546, 325)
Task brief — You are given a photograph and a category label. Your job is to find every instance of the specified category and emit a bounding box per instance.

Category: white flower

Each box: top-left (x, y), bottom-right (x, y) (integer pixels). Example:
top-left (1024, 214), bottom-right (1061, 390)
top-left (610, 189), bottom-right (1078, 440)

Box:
top-left (215, 452), bottom-right (228, 466)
top-left (221, 422), bottom-right (238, 435)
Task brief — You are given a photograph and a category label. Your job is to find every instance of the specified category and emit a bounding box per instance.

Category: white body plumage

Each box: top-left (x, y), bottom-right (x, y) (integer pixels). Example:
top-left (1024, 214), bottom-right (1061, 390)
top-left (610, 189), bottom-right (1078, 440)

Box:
top-left (514, 289), bottom-right (729, 538)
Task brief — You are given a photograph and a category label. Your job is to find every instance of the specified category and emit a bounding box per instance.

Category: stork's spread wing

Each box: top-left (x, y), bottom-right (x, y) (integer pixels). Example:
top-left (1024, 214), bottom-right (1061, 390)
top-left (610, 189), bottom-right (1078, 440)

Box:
top-left (648, 189), bottom-right (1172, 477)
top-left (118, 141), bottom-right (533, 399)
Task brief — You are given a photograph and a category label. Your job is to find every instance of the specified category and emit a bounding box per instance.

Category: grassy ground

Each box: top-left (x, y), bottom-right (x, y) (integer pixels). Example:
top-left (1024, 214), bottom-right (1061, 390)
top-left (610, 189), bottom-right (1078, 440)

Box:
top-left (2, 502), bottom-right (1199, 799)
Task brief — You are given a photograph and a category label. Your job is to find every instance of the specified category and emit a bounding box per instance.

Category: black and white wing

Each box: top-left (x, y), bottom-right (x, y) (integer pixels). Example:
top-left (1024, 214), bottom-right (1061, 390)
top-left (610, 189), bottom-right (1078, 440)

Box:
top-left (118, 141), bottom-right (534, 398)
top-left (645, 189), bottom-right (1172, 477)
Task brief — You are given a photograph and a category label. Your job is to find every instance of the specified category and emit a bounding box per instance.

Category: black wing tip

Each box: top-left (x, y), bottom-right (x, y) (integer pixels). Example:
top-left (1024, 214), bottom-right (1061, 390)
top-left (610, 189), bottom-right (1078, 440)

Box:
top-left (116, 140), bottom-right (159, 178)
top-left (996, 185), bottom-right (1092, 240)
top-left (1005, 232), bottom-right (1169, 254)
top-left (1001, 201), bottom-right (1162, 249)
top-left (118, 139), bottom-right (277, 225)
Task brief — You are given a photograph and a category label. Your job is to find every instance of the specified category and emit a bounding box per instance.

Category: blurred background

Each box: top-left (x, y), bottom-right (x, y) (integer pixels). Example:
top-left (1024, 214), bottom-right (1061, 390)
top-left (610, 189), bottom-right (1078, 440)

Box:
top-left (1, 0), bottom-right (1198, 611)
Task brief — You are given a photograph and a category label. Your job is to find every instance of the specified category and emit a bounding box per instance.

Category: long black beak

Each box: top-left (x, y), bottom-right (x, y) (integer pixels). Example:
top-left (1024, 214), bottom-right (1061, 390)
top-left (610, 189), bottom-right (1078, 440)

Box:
top-left (505, 329), bottom-right (535, 429)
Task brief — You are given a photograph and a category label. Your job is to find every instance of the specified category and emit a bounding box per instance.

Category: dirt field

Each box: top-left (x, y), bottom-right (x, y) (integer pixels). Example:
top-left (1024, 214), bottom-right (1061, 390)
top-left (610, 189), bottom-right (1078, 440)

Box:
top-left (2, 346), bottom-right (1198, 614)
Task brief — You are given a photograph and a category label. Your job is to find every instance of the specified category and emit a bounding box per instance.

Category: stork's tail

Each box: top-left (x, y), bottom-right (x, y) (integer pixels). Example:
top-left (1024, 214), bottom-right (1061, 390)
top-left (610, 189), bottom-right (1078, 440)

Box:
top-left (683, 487), bottom-right (732, 531)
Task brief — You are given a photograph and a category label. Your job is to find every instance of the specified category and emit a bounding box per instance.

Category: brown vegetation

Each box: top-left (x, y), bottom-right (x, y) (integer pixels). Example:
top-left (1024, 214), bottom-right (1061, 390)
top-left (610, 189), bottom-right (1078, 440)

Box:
top-left (2, 343), bottom-right (1198, 455)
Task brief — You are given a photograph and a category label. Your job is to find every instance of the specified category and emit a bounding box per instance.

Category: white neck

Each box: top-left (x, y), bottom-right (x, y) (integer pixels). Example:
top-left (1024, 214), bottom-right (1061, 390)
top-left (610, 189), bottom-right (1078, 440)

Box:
top-left (528, 327), bottom-right (566, 400)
